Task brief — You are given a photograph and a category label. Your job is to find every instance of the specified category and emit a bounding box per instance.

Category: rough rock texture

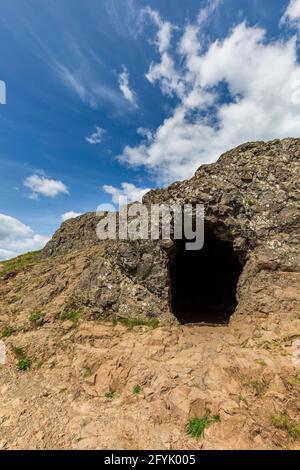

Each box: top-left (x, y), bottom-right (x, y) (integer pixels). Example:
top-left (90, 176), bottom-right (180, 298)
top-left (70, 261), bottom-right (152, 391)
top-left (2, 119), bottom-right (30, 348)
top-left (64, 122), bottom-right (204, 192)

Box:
top-left (0, 138), bottom-right (300, 450)
top-left (39, 138), bottom-right (300, 322)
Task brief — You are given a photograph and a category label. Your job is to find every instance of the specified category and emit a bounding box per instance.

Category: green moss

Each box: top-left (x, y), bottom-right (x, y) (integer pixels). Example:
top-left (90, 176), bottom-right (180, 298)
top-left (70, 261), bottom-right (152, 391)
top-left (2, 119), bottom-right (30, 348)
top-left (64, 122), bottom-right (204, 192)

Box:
top-left (0, 251), bottom-right (39, 278)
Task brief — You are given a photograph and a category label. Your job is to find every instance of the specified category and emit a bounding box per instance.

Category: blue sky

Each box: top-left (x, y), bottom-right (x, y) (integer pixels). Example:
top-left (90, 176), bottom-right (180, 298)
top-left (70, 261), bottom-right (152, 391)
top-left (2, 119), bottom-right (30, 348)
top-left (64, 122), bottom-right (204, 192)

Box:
top-left (0, 0), bottom-right (300, 259)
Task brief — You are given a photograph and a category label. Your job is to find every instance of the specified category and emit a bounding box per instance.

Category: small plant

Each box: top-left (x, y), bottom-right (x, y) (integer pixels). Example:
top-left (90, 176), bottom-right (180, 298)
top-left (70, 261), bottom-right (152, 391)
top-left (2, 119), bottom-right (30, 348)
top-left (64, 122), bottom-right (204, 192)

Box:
top-left (1, 326), bottom-right (14, 338)
top-left (240, 375), bottom-right (269, 396)
top-left (12, 346), bottom-right (32, 371)
top-left (105, 390), bottom-right (116, 399)
top-left (12, 346), bottom-right (25, 359)
top-left (148, 319), bottom-right (160, 329)
top-left (238, 394), bottom-right (247, 403)
top-left (83, 367), bottom-right (92, 378)
top-left (29, 311), bottom-right (44, 325)
top-left (271, 413), bottom-right (300, 439)
top-left (287, 377), bottom-right (299, 388)
top-left (186, 411), bottom-right (220, 440)
top-left (17, 358), bottom-right (32, 371)
top-left (114, 317), bottom-right (160, 330)
top-left (133, 385), bottom-right (141, 394)
top-left (8, 295), bottom-right (19, 305)
top-left (255, 358), bottom-right (267, 367)
top-left (60, 311), bottom-right (81, 324)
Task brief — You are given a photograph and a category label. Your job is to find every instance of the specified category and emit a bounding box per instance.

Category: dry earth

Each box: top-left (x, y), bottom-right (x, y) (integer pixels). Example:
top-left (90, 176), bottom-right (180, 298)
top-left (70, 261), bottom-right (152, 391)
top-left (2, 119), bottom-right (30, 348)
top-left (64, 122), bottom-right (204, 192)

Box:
top-left (0, 289), bottom-right (299, 450)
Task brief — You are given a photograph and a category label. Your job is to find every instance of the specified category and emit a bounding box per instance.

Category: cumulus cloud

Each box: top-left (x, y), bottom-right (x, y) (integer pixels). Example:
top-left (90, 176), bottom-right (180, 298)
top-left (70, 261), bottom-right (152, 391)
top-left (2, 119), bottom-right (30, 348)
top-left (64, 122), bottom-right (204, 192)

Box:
top-left (281, 0), bottom-right (300, 27)
top-left (0, 214), bottom-right (49, 261)
top-left (103, 182), bottom-right (151, 204)
top-left (86, 126), bottom-right (106, 144)
top-left (119, 8), bottom-right (300, 184)
top-left (24, 174), bottom-right (69, 199)
top-left (119, 66), bottom-right (138, 106)
top-left (61, 211), bottom-right (82, 222)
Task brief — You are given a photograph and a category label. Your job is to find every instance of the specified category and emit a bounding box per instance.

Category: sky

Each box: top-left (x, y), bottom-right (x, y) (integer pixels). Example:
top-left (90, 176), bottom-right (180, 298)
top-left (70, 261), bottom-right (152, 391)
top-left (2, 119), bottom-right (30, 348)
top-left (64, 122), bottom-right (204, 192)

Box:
top-left (1, 0), bottom-right (300, 260)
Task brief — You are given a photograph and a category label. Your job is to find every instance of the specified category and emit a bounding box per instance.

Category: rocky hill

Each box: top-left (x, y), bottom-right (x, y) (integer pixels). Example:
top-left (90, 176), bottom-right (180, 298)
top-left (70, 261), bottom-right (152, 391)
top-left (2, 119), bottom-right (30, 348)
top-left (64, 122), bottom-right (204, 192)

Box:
top-left (0, 138), bottom-right (299, 450)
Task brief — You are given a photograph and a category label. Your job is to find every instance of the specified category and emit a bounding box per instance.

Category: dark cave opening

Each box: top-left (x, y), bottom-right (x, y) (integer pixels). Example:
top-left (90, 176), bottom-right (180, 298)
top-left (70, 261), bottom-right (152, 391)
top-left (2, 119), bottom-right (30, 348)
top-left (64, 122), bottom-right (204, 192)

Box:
top-left (169, 230), bottom-right (243, 325)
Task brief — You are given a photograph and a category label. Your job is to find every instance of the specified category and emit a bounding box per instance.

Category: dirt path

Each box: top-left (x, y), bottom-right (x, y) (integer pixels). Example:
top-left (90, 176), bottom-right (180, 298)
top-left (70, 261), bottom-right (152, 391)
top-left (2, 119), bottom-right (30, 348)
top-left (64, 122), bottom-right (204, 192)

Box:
top-left (0, 315), bottom-right (299, 450)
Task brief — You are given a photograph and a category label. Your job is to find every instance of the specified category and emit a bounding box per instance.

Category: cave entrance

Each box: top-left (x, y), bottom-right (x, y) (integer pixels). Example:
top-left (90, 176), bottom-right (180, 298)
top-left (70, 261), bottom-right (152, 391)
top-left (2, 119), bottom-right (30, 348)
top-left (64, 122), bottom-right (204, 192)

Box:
top-left (169, 230), bottom-right (243, 325)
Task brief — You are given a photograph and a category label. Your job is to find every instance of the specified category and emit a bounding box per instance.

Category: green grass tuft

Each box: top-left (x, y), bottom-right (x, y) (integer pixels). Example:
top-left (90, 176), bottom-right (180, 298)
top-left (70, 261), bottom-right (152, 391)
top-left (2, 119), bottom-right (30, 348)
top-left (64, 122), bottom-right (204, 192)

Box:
top-left (29, 311), bottom-right (45, 323)
top-left (1, 326), bottom-right (14, 338)
top-left (271, 413), bottom-right (300, 439)
top-left (105, 390), bottom-right (116, 399)
top-left (186, 412), bottom-right (220, 440)
top-left (132, 385), bottom-right (141, 394)
top-left (17, 358), bottom-right (32, 371)
top-left (60, 311), bottom-right (81, 324)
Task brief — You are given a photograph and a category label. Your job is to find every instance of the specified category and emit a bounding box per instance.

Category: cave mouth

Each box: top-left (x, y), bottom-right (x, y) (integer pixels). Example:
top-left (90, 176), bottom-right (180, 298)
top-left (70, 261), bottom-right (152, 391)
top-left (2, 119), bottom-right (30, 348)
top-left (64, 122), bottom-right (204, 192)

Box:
top-left (169, 230), bottom-right (243, 325)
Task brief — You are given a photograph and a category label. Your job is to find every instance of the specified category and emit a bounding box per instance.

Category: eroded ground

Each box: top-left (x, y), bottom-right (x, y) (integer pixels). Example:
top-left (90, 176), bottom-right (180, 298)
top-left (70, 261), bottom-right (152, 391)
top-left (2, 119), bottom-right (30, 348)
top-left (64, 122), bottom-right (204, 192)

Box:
top-left (0, 313), bottom-right (299, 450)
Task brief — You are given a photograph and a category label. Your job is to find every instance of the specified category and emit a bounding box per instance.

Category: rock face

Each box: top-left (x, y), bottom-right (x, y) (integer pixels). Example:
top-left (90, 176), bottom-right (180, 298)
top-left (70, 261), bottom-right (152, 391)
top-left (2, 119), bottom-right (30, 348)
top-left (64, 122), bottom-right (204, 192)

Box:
top-left (39, 138), bottom-right (300, 323)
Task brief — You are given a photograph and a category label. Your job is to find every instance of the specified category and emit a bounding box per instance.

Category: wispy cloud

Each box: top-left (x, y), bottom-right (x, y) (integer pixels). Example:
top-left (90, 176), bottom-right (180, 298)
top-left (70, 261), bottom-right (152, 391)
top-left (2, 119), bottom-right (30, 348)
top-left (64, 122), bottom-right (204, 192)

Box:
top-left (86, 126), bottom-right (106, 144)
top-left (119, 65), bottom-right (138, 107)
top-left (55, 62), bottom-right (127, 110)
top-left (24, 174), bottom-right (69, 199)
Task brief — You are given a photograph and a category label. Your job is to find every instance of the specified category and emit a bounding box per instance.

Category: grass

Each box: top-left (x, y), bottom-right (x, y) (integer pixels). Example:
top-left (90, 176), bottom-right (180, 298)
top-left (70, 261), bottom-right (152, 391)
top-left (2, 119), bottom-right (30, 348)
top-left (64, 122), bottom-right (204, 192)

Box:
top-left (271, 413), bottom-right (300, 439)
top-left (113, 316), bottom-right (160, 330)
top-left (60, 311), bottom-right (81, 324)
top-left (83, 367), bottom-right (92, 378)
top-left (1, 325), bottom-right (14, 338)
top-left (287, 377), bottom-right (299, 388)
top-left (132, 385), bottom-right (141, 394)
top-left (17, 358), bottom-right (32, 371)
top-left (186, 412), bottom-right (220, 440)
top-left (238, 394), bottom-right (247, 403)
top-left (0, 251), bottom-right (39, 278)
top-left (240, 375), bottom-right (270, 396)
top-left (12, 346), bottom-right (25, 359)
top-left (105, 390), bottom-right (116, 399)
top-left (255, 358), bottom-right (267, 367)
top-left (12, 346), bottom-right (32, 371)
top-left (29, 311), bottom-right (45, 324)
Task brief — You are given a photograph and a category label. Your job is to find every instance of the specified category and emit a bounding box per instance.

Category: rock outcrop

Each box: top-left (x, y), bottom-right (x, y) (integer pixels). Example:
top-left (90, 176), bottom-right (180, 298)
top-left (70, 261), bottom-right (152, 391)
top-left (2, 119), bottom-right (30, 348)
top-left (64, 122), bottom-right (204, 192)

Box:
top-left (38, 138), bottom-right (300, 323)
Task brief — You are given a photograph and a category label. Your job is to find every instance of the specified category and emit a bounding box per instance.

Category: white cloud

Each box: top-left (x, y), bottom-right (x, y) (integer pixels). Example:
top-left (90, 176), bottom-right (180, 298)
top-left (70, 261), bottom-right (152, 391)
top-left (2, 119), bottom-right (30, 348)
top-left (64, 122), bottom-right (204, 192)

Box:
top-left (119, 11), bottom-right (300, 185)
top-left (103, 182), bottom-right (151, 204)
top-left (281, 0), bottom-right (300, 27)
top-left (197, 0), bottom-right (222, 26)
top-left (61, 211), bottom-right (82, 222)
top-left (119, 66), bottom-right (138, 106)
top-left (86, 126), bottom-right (106, 144)
top-left (24, 174), bottom-right (69, 199)
top-left (0, 214), bottom-right (49, 261)
top-left (55, 63), bottom-right (127, 109)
